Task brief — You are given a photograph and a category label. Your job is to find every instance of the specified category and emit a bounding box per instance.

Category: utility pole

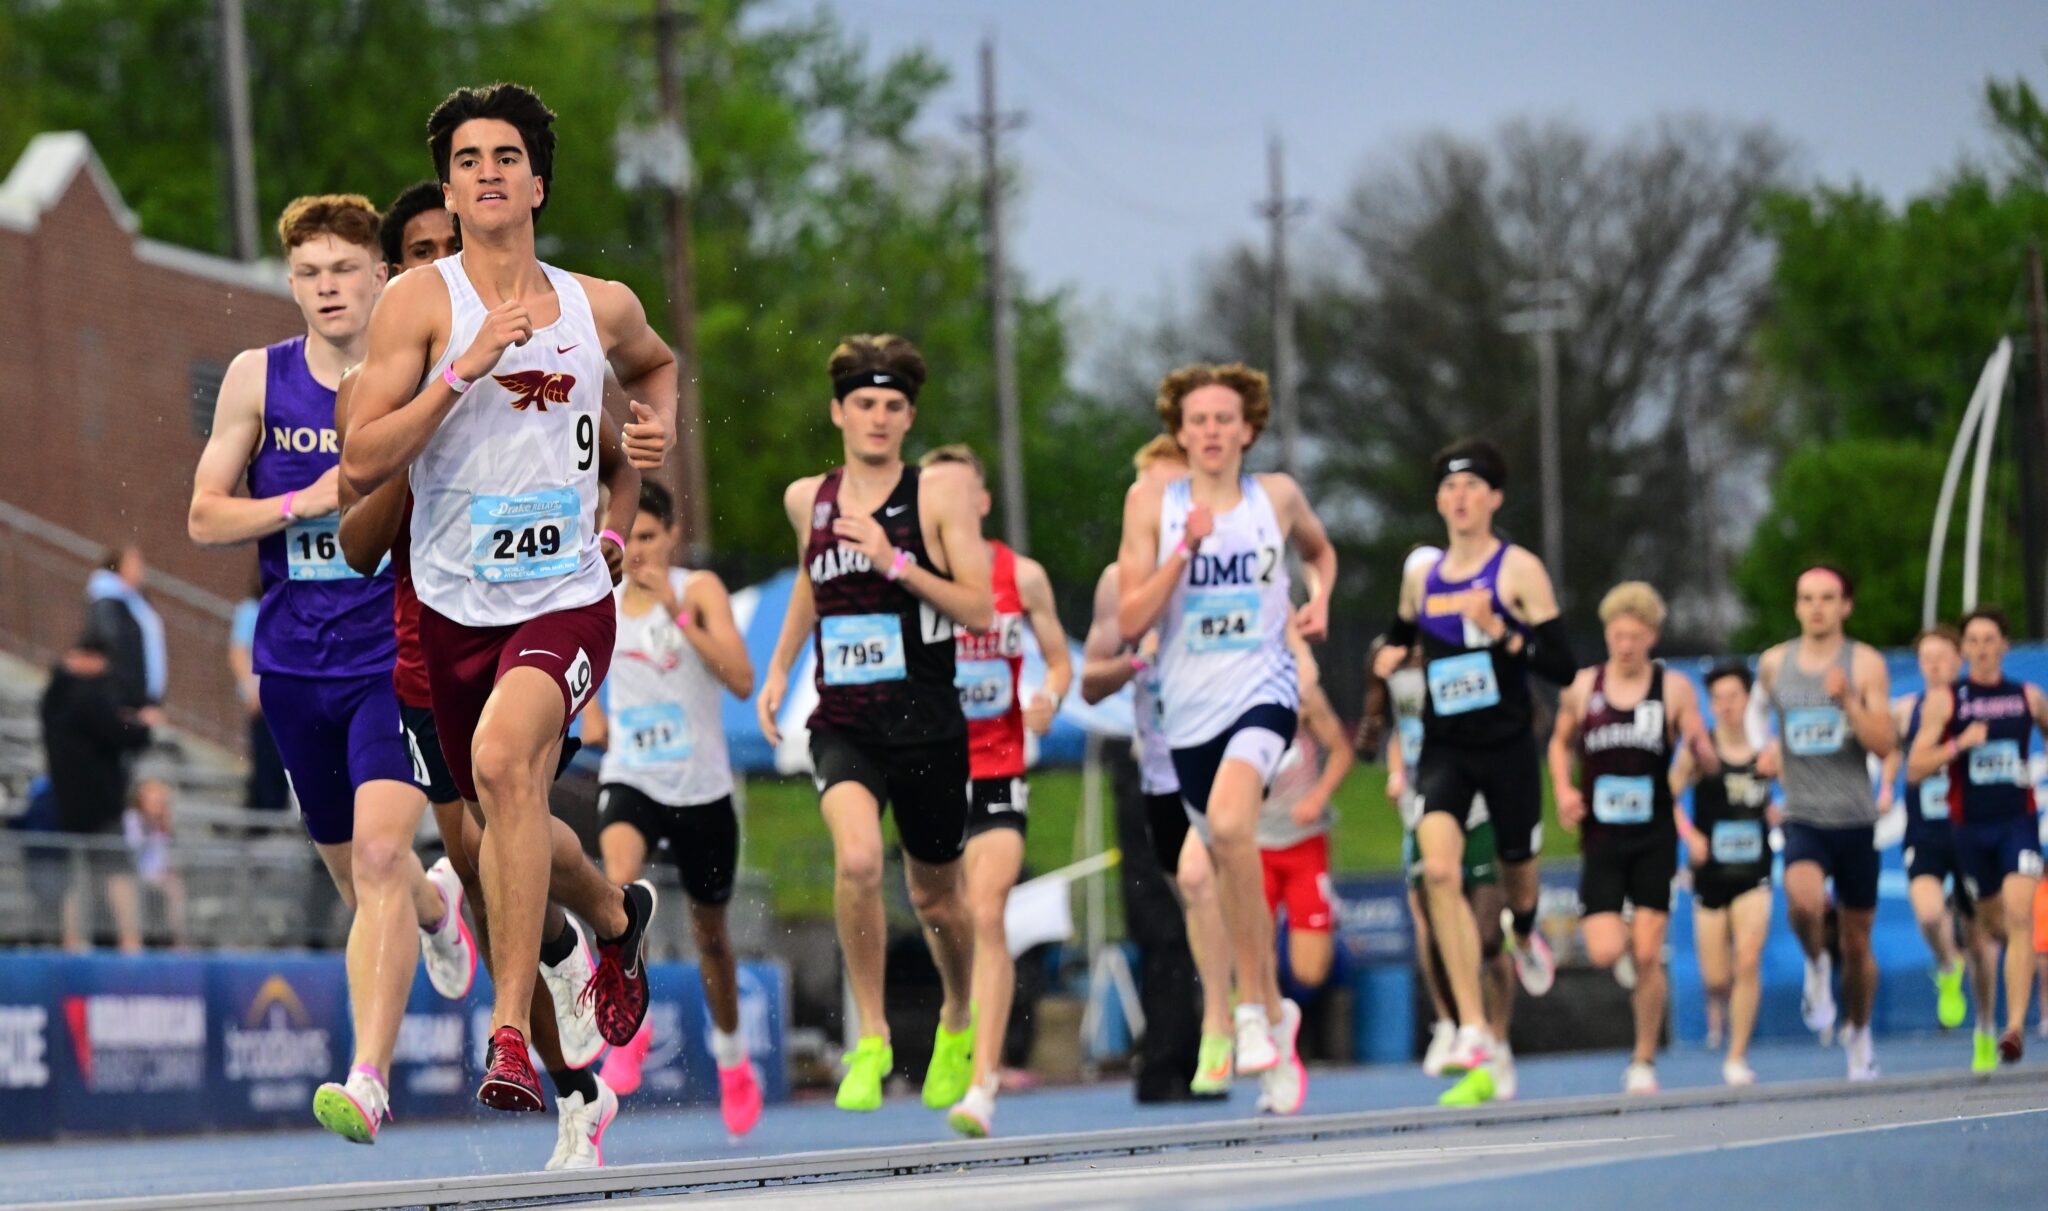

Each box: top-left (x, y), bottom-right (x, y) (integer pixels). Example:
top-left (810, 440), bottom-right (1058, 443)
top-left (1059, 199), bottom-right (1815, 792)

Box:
top-left (1504, 281), bottom-right (1573, 590)
top-left (215, 0), bottom-right (258, 261)
top-left (1258, 133), bottom-right (1308, 478)
top-left (2024, 244), bottom-right (2048, 636)
top-left (965, 38), bottom-right (1029, 554)
top-left (652, 0), bottom-right (712, 560)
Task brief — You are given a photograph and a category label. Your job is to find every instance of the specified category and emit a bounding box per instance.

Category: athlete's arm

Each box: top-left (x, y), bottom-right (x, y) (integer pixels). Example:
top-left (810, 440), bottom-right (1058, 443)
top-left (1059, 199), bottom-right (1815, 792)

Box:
top-left (1295, 684), bottom-right (1355, 827)
top-left (333, 367), bottom-right (411, 576)
top-left (342, 270), bottom-right (526, 495)
top-left (1015, 554), bottom-right (1071, 735)
top-left (1383, 728), bottom-right (1408, 800)
top-left (1496, 546), bottom-right (1575, 683)
top-left (1752, 646), bottom-right (1783, 778)
top-left (680, 571), bottom-right (755, 699)
top-left (1843, 643), bottom-right (1895, 757)
top-left (1667, 672), bottom-right (1719, 776)
top-left (1080, 565), bottom-right (1138, 705)
top-left (188, 348), bottom-right (335, 546)
top-left (587, 277), bottom-right (677, 471)
top-left (1266, 474), bottom-right (1337, 642)
top-left (1372, 564), bottom-right (1429, 679)
top-left (1548, 669), bottom-right (1592, 830)
top-left (596, 411), bottom-right (637, 584)
top-left (1668, 744), bottom-right (1697, 797)
top-left (758, 477), bottom-right (824, 747)
top-left (2028, 684), bottom-right (2048, 736)
top-left (1906, 685), bottom-right (1959, 783)
top-left (1876, 699), bottom-right (1907, 811)
top-left (1116, 480), bottom-right (1187, 645)
top-left (840, 464), bottom-right (993, 632)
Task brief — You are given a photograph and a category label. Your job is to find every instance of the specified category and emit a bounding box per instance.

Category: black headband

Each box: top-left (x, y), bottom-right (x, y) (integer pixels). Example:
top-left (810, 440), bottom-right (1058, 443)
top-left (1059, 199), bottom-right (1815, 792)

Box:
top-left (834, 370), bottom-right (919, 402)
top-left (1436, 454), bottom-right (1502, 489)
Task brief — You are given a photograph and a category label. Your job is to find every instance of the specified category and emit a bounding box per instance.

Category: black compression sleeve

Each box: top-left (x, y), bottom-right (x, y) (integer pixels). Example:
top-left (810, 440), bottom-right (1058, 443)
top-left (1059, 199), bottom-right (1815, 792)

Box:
top-left (1386, 615), bottom-right (1418, 646)
top-left (1522, 617), bottom-right (1578, 684)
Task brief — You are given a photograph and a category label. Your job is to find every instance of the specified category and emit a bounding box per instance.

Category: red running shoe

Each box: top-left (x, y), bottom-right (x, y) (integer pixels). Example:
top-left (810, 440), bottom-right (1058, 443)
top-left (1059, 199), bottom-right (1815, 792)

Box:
top-left (585, 881), bottom-right (657, 1046)
top-left (477, 1025), bottom-right (545, 1112)
top-left (2000, 1027), bottom-right (2025, 1065)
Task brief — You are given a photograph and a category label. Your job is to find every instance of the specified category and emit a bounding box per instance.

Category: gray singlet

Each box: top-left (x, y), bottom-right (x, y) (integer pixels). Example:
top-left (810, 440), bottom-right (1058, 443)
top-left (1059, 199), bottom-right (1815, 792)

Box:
top-left (1768, 641), bottom-right (1878, 828)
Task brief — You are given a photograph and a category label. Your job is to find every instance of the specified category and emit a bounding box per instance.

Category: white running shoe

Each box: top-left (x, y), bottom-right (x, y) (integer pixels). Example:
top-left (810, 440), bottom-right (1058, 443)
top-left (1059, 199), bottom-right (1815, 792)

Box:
top-left (1723, 1057), bottom-right (1756, 1087)
top-left (1511, 926), bottom-right (1556, 997)
top-left (312, 1065), bottom-right (390, 1145)
top-left (947, 1084), bottom-right (996, 1138)
top-left (539, 922), bottom-right (605, 1069)
top-left (419, 858), bottom-right (477, 1000)
top-left (1612, 952), bottom-right (1637, 991)
top-left (1235, 1003), bottom-right (1279, 1075)
top-left (1801, 954), bottom-right (1837, 1035)
top-left (1442, 1025), bottom-right (1493, 1076)
top-left (1842, 1023), bottom-right (1878, 1081)
top-left (1256, 999), bottom-right (1307, 1116)
top-left (1489, 1041), bottom-right (1518, 1101)
top-left (1421, 1019), bottom-right (1457, 1077)
top-left (546, 1076), bottom-right (618, 1170)
top-left (1623, 1061), bottom-right (1658, 1094)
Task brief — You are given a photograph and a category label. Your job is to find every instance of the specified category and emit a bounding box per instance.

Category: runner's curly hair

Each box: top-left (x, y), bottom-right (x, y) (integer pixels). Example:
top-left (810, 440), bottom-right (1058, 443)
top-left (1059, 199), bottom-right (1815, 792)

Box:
top-left (1155, 363), bottom-right (1271, 445)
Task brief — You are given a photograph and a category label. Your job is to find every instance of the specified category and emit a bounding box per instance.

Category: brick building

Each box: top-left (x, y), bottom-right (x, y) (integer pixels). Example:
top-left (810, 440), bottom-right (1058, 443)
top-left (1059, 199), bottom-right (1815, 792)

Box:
top-left (0, 132), bottom-right (303, 750)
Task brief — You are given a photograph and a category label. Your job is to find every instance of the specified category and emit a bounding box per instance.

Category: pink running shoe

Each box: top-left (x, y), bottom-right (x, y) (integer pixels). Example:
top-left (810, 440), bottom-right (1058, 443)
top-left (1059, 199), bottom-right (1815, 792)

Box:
top-left (718, 1059), bottom-right (764, 1136)
top-left (600, 1018), bottom-right (652, 1097)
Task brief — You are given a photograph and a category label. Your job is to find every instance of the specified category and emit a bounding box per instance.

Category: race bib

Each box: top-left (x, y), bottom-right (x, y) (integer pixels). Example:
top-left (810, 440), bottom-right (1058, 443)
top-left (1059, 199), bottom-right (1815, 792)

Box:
top-left (285, 516), bottom-right (360, 581)
top-left (1783, 707), bottom-right (1845, 757)
top-left (1591, 775), bottom-right (1655, 825)
top-left (956, 658), bottom-right (1015, 721)
top-left (615, 702), bottom-right (693, 766)
top-left (1919, 772), bottom-right (1951, 820)
top-left (1183, 589), bottom-right (1260, 653)
top-left (821, 614), bottom-right (906, 685)
top-left (1711, 819), bottom-right (1764, 865)
top-left (469, 488), bottom-right (580, 583)
top-left (1968, 739), bottom-right (2026, 787)
top-left (1427, 652), bottom-right (1500, 716)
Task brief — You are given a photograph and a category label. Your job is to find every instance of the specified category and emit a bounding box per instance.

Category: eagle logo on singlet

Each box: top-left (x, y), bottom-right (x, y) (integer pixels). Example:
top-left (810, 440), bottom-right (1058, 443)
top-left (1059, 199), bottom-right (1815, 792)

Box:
top-left (492, 370), bottom-right (576, 412)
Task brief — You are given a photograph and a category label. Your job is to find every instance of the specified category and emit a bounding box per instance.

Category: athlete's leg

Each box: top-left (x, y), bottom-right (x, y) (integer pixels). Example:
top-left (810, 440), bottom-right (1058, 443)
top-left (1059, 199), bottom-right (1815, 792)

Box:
top-left (439, 799), bottom-right (571, 1073)
top-left (1783, 859), bottom-right (1829, 959)
top-left (2002, 874), bottom-right (2039, 1037)
top-left (903, 853), bottom-right (974, 1033)
top-left (1279, 838), bottom-right (1335, 989)
top-left (962, 827), bottom-right (1026, 1090)
top-left (1417, 812), bottom-right (1484, 1028)
top-left (103, 874), bottom-right (143, 954)
top-left (1727, 886), bottom-right (1772, 1063)
top-left (820, 782), bottom-right (891, 1041)
top-left (1629, 909), bottom-right (1670, 1067)
top-left (1177, 834), bottom-right (1235, 1037)
top-left (1581, 913), bottom-right (1626, 969)
top-left (600, 820), bottom-right (650, 885)
top-left (342, 779), bottom-right (431, 1072)
top-left (1499, 857), bottom-right (1540, 945)
top-left (1968, 910), bottom-right (1999, 1028)
top-left (1410, 889), bottom-right (1450, 1021)
top-left (471, 667), bottom-right (569, 1037)
top-left (691, 900), bottom-right (741, 1036)
top-left (1469, 881), bottom-right (1514, 1042)
top-left (1837, 907), bottom-right (1878, 1029)
top-left (1694, 903), bottom-right (1733, 1043)
top-left (1288, 929), bottom-right (1334, 990)
top-left (1208, 757), bottom-right (1282, 1017)
top-left (1909, 874), bottom-right (1960, 971)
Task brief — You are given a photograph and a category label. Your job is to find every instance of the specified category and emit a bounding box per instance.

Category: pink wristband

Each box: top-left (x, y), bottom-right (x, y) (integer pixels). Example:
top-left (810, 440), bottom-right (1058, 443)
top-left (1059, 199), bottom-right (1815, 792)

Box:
top-left (442, 364), bottom-right (472, 394)
top-left (1129, 653), bottom-right (1149, 674)
top-left (600, 529), bottom-right (624, 549)
top-left (280, 490), bottom-right (297, 520)
top-left (1174, 540), bottom-right (1191, 561)
top-left (885, 548), bottom-right (912, 581)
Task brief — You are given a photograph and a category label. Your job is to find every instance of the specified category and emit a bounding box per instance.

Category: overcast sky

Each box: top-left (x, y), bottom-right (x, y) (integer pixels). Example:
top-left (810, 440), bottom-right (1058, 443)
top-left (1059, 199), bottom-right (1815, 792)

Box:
top-left (812, 0), bottom-right (2047, 327)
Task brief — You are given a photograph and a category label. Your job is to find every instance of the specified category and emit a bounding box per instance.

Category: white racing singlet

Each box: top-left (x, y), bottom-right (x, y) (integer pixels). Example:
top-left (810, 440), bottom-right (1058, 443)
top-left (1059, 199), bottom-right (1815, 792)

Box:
top-left (1155, 475), bottom-right (1298, 749)
top-left (410, 254), bottom-right (611, 627)
top-left (598, 570), bottom-right (734, 806)
top-left (1389, 665), bottom-right (1489, 831)
top-left (1132, 658), bottom-right (1179, 796)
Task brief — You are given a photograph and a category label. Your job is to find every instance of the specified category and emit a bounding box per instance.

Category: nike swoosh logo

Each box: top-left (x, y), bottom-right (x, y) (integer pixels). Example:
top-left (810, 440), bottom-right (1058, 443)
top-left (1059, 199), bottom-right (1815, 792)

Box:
top-left (518, 648), bottom-right (560, 659)
top-left (557, 344), bottom-right (580, 355)
top-left (885, 505), bottom-right (908, 517)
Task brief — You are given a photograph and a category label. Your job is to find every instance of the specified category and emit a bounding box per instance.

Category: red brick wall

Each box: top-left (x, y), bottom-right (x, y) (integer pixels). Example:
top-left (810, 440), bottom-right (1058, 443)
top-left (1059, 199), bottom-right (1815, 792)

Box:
top-left (0, 147), bottom-right (304, 750)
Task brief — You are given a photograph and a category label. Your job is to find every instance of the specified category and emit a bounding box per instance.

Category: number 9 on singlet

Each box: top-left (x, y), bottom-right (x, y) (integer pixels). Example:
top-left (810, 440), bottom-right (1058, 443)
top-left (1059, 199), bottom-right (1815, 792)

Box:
top-left (468, 488), bottom-right (581, 583)
top-left (821, 614), bottom-right (907, 685)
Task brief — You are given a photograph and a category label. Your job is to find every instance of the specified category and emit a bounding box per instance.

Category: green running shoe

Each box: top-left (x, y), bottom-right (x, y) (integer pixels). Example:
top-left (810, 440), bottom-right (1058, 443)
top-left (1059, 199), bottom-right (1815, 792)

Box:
top-left (1191, 1032), bottom-right (1235, 1095)
top-left (836, 1036), bottom-right (893, 1111)
top-left (922, 1020), bottom-right (975, 1109)
top-left (1438, 1066), bottom-right (1497, 1106)
top-left (1935, 962), bottom-right (1967, 1030)
top-left (1973, 1030), bottom-right (1999, 1074)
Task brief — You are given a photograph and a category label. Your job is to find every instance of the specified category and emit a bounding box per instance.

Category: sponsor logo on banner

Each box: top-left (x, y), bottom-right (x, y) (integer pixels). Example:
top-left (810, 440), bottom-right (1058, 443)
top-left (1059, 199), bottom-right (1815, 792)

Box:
top-left (395, 1011), bottom-right (467, 1096)
top-left (63, 994), bottom-right (206, 1093)
top-left (0, 1006), bottom-right (50, 1090)
top-left (224, 975), bottom-right (330, 1112)
top-left (734, 970), bottom-right (776, 1062)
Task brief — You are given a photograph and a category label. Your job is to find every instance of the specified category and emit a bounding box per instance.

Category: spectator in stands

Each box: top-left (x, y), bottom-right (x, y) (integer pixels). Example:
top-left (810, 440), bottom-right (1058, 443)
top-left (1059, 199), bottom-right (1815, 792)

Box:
top-left (41, 633), bottom-right (156, 952)
top-left (86, 545), bottom-right (166, 714)
top-left (124, 777), bottom-right (187, 949)
top-left (229, 566), bottom-right (289, 811)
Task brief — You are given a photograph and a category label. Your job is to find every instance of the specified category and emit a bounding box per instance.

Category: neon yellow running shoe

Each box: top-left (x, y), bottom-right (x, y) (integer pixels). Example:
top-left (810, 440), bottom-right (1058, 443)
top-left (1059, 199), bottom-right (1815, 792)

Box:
top-left (1973, 1030), bottom-right (1998, 1074)
top-left (1191, 1032), bottom-right (1235, 1095)
top-left (922, 1020), bottom-right (975, 1109)
top-left (836, 1036), bottom-right (893, 1111)
top-left (1438, 1066), bottom-right (1497, 1106)
top-left (1935, 962), bottom-right (1967, 1030)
